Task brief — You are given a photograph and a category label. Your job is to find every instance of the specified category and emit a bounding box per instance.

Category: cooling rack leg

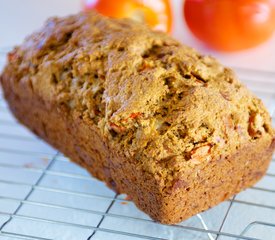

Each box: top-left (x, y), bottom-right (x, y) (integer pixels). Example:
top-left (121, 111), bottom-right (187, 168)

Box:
top-left (238, 221), bottom-right (275, 240)
top-left (215, 196), bottom-right (236, 240)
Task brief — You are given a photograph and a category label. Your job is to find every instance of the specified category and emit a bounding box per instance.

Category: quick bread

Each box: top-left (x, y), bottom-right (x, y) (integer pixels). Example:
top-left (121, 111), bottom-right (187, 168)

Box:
top-left (1, 12), bottom-right (274, 224)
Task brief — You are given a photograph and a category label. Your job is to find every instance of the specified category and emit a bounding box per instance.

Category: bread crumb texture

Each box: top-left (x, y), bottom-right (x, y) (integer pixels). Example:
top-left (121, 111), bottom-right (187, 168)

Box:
top-left (2, 12), bottom-right (274, 194)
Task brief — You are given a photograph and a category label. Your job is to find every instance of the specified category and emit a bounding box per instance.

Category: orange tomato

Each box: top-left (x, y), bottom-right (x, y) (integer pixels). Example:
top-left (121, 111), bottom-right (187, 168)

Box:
top-left (83, 0), bottom-right (172, 32)
top-left (184, 0), bottom-right (275, 51)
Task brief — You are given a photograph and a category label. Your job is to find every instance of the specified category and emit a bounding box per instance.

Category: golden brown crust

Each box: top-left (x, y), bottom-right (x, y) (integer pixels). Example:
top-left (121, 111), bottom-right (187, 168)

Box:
top-left (1, 11), bottom-right (274, 224)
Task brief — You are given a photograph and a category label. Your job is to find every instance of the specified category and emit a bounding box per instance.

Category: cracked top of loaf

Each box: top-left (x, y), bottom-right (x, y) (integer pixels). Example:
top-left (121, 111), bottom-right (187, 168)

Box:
top-left (3, 11), bottom-right (274, 180)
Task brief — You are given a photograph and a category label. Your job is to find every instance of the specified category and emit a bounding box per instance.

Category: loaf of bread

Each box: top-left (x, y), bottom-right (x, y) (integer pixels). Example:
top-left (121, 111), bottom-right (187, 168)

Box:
top-left (1, 12), bottom-right (274, 224)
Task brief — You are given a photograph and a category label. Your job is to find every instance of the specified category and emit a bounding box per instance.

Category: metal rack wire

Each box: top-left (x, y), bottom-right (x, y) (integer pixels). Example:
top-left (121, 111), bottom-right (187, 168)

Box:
top-left (0, 48), bottom-right (274, 240)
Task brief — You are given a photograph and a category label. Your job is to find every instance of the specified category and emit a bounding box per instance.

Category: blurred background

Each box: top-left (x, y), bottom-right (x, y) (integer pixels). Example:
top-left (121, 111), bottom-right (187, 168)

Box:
top-left (0, 0), bottom-right (275, 72)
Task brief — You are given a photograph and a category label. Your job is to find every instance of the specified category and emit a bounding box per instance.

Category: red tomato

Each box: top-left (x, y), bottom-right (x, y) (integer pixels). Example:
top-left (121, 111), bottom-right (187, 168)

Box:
top-left (184, 0), bottom-right (275, 51)
top-left (83, 0), bottom-right (172, 32)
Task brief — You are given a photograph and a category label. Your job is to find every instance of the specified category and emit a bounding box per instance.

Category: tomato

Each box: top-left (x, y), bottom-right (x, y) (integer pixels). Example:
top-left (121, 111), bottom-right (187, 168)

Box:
top-left (83, 0), bottom-right (172, 32)
top-left (184, 0), bottom-right (275, 51)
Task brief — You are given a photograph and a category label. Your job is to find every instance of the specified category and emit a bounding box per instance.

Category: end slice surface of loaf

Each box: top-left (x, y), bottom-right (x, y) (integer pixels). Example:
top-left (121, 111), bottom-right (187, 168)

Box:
top-left (1, 11), bottom-right (274, 224)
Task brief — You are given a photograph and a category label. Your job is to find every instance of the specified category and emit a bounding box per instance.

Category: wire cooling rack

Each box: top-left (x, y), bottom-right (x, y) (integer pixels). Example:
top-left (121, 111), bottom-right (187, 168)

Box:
top-left (0, 48), bottom-right (274, 240)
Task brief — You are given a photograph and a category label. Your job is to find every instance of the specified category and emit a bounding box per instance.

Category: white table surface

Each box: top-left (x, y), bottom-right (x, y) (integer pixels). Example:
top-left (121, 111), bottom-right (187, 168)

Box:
top-left (0, 0), bottom-right (275, 73)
